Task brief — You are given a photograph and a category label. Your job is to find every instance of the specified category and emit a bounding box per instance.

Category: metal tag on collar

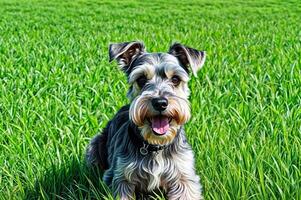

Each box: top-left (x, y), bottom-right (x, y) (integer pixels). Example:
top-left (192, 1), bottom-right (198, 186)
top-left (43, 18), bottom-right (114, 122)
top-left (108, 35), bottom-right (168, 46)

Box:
top-left (140, 143), bottom-right (149, 155)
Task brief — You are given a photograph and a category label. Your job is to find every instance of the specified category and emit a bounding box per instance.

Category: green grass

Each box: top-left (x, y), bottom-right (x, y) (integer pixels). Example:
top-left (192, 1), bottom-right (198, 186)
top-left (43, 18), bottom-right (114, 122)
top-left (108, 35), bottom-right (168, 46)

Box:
top-left (0, 0), bottom-right (301, 199)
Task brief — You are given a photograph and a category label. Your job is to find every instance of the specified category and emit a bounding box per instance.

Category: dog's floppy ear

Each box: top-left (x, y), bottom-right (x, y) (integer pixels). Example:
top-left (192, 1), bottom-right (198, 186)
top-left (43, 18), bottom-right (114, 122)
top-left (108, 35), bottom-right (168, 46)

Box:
top-left (168, 43), bottom-right (206, 77)
top-left (109, 41), bottom-right (145, 71)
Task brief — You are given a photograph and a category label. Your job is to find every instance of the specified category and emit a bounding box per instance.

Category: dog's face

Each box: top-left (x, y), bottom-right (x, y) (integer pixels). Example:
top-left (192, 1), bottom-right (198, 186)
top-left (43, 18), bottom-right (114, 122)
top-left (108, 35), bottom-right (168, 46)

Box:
top-left (109, 41), bottom-right (206, 145)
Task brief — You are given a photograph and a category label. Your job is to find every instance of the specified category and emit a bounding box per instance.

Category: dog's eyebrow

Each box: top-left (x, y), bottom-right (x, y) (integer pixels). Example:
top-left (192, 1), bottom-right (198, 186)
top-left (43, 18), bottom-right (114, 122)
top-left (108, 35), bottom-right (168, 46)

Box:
top-left (128, 64), bottom-right (155, 83)
top-left (162, 64), bottom-right (189, 82)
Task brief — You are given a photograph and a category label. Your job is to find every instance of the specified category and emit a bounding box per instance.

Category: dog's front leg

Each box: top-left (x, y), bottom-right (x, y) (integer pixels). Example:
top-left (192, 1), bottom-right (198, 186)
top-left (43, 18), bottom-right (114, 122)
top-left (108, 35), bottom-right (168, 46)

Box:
top-left (112, 179), bottom-right (135, 200)
top-left (167, 178), bottom-right (203, 200)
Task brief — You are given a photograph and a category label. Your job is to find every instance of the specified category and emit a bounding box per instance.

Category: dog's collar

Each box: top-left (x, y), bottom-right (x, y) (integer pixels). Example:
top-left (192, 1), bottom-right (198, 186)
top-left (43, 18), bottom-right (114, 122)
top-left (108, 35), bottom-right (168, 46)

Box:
top-left (128, 122), bottom-right (173, 155)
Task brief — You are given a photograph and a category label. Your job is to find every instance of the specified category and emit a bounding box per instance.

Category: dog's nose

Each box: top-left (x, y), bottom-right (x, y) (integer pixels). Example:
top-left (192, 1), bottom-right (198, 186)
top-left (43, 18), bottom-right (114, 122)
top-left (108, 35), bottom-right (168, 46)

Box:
top-left (151, 97), bottom-right (168, 112)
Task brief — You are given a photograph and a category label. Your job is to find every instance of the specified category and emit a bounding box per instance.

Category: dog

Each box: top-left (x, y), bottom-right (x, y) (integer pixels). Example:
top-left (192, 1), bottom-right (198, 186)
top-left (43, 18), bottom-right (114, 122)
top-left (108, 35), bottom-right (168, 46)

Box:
top-left (86, 41), bottom-right (206, 200)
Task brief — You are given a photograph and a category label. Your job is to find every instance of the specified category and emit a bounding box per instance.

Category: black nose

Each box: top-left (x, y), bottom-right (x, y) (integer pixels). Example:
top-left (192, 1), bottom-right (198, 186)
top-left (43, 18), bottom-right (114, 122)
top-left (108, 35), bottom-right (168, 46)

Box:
top-left (151, 97), bottom-right (168, 112)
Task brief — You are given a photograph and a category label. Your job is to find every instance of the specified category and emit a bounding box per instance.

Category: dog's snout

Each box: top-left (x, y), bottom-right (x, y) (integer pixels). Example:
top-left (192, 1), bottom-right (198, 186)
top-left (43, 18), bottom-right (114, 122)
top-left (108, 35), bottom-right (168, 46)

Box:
top-left (151, 97), bottom-right (168, 111)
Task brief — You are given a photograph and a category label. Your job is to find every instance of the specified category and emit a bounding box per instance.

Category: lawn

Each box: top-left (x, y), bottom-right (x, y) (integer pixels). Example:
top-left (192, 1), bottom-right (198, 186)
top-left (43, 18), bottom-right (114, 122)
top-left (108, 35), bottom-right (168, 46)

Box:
top-left (0, 0), bottom-right (301, 199)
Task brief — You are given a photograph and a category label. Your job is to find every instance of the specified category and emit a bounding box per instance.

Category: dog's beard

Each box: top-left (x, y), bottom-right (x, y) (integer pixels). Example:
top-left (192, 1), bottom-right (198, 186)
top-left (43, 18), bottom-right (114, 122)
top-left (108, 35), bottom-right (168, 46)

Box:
top-left (129, 94), bottom-right (191, 145)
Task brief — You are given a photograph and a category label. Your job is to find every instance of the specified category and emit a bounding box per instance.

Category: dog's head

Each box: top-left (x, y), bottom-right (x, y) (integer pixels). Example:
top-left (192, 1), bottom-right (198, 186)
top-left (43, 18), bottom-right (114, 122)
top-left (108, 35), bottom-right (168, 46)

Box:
top-left (109, 41), bottom-right (206, 145)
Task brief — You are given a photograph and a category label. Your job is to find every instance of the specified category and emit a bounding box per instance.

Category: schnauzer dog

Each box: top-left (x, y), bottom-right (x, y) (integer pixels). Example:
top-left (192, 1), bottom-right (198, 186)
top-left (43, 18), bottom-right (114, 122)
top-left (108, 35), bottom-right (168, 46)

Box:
top-left (86, 41), bottom-right (206, 200)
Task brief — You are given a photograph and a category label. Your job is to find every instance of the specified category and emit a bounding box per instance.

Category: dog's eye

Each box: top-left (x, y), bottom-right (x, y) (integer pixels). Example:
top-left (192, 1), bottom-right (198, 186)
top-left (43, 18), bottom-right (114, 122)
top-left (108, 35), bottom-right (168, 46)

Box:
top-left (171, 76), bottom-right (181, 86)
top-left (136, 75), bottom-right (148, 88)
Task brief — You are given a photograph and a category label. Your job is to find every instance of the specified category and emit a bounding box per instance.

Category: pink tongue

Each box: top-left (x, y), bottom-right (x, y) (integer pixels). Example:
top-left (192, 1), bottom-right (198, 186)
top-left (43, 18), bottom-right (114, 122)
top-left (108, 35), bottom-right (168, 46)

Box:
top-left (151, 116), bottom-right (169, 135)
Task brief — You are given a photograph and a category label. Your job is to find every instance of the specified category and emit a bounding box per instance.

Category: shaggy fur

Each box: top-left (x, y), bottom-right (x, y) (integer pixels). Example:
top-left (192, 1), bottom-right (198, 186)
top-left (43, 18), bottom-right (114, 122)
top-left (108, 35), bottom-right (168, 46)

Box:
top-left (86, 41), bottom-right (206, 200)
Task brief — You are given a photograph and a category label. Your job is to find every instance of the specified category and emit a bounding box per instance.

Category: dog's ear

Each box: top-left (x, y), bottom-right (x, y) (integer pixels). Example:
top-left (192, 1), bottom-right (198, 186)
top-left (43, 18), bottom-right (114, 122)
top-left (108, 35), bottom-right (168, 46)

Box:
top-left (109, 41), bottom-right (146, 71)
top-left (168, 43), bottom-right (206, 77)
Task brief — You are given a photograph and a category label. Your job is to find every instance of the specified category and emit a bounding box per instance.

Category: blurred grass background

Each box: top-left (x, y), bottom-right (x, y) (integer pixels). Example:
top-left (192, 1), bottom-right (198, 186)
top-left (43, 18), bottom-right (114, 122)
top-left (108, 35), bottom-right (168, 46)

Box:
top-left (0, 0), bottom-right (301, 199)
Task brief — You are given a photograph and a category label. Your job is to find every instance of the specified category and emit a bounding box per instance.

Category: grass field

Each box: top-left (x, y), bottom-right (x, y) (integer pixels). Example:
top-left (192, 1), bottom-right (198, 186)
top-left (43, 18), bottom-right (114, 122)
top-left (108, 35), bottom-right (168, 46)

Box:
top-left (1, 0), bottom-right (301, 199)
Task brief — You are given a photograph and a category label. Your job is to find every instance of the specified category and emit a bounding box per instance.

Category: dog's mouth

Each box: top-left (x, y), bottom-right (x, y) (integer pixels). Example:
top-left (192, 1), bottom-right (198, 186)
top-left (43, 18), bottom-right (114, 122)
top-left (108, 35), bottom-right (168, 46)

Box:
top-left (147, 115), bottom-right (172, 136)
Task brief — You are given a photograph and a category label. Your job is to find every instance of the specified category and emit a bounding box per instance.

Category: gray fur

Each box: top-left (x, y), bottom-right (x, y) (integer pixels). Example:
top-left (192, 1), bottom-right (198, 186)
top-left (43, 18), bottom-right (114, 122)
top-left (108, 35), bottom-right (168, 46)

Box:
top-left (169, 43), bottom-right (206, 77)
top-left (86, 41), bottom-right (205, 200)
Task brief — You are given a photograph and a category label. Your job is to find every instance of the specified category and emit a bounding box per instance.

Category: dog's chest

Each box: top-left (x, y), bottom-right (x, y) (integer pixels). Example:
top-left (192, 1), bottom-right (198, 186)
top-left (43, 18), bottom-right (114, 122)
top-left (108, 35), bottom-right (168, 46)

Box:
top-left (124, 151), bottom-right (173, 191)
